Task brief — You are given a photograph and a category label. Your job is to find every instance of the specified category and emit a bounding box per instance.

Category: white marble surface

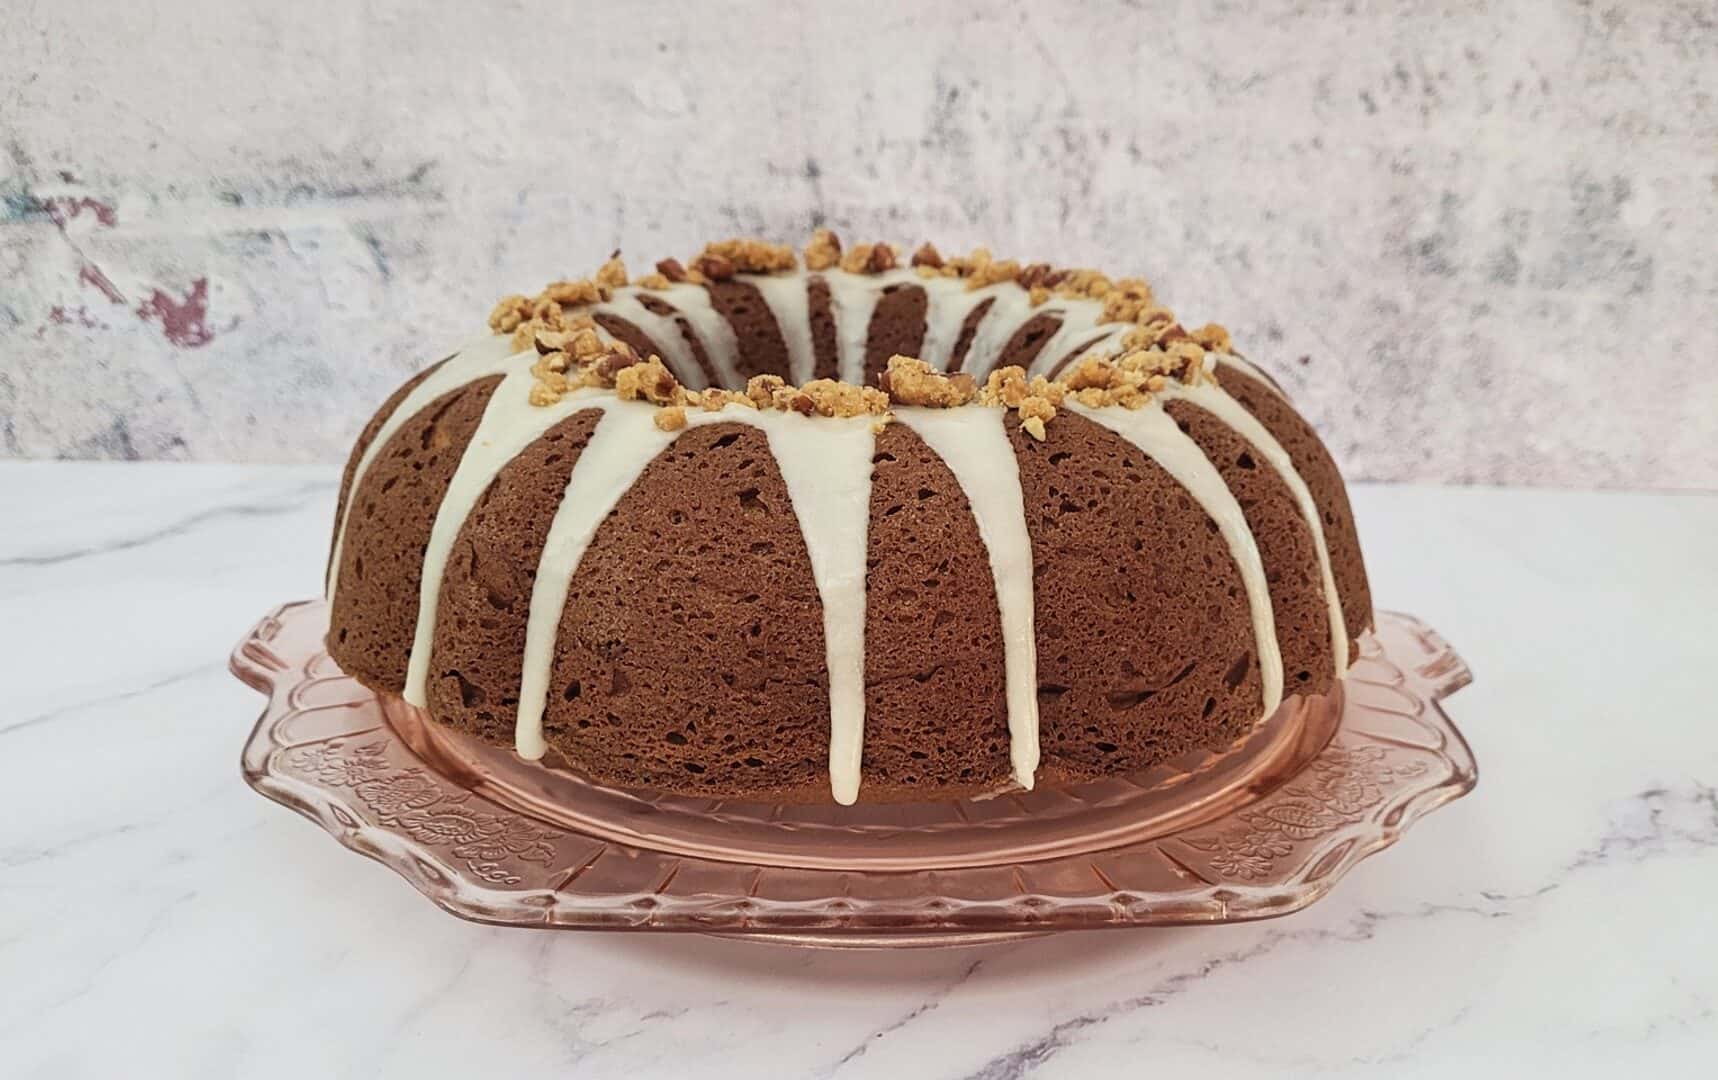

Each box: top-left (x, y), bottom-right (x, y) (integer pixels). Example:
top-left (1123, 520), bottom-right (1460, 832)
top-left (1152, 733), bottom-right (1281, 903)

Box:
top-left (4, 1), bottom-right (1717, 488)
top-left (1, 462), bottom-right (1715, 1077)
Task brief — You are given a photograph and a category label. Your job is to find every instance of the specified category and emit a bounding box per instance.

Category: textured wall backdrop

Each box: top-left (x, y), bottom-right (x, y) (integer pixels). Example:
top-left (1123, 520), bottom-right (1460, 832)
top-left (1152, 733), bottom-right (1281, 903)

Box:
top-left (2, 0), bottom-right (1714, 488)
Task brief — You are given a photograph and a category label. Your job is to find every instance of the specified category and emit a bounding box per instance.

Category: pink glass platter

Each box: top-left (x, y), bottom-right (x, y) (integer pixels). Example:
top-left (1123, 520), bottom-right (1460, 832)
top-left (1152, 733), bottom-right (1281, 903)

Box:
top-left (234, 600), bottom-right (1475, 947)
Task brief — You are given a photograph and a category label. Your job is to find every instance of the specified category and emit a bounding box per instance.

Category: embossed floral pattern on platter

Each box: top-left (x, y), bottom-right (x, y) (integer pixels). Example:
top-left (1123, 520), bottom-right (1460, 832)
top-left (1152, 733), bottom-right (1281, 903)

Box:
top-left (288, 740), bottom-right (561, 885)
top-left (1179, 746), bottom-right (1430, 879)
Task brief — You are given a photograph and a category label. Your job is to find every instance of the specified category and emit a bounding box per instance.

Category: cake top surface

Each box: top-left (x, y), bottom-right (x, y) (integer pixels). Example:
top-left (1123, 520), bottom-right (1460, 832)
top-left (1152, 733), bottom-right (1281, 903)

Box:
top-left (486, 233), bottom-right (1239, 438)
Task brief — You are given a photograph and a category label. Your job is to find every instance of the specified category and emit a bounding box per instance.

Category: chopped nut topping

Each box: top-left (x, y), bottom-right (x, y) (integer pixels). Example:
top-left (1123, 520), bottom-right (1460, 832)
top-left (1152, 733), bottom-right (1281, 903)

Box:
top-left (594, 254), bottom-right (628, 290)
top-left (488, 294), bottom-right (532, 334)
top-left (838, 242), bottom-right (899, 275)
top-left (697, 387), bottom-right (757, 411)
top-left (692, 252), bottom-right (736, 281)
top-left (513, 310), bottom-right (595, 352)
top-left (614, 355), bottom-right (683, 405)
top-left (697, 238), bottom-right (798, 275)
top-left (1191, 322), bottom-right (1233, 354)
top-left (654, 406), bottom-right (688, 432)
top-left (980, 366), bottom-right (1062, 409)
top-left (500, 236), bottom-right (1243, 426)
top-left (795, 378), bottom-right (891, 418)
top-left (742, 375), bottom-right (890, 419)
top-left (1041, 331), bottom-right (1219, 411)
top-left (745, 375), bottom-right (786, 409)
top-left (544, 278), bottom-right (607, 307)
top-left (1018, 263), bottom-right (1052, 289)
top-left (837, 245), bottom-right (868, 273)
top-left (878, 355), bottom-right (977, 407)
top-left (1052, 268), bottom-right (1112, 300)
top-left (530, 327), bottom-right (577, 355)
top-left (804, 228), bottom-right (842, 271)
top-left (971, 264), bottom-right (1019, 290)
top-left (910, 242), bottom-right (944, 269)
top-left (1060, 356), bottom-right (1116, 393)
top-left (570, 327), bottom-right (606, 361)
top-left (1099, 277), bottom-right (1156, 323)
top-left (965, 252), bottom-right (1023, 290)
top-left (977, 364), bottom-right (1065, 438)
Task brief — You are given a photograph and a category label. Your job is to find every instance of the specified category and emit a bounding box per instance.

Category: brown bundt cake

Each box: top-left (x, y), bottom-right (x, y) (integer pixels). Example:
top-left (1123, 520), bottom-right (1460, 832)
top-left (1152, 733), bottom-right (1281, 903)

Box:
top-left (326, 235), bottom-right (1372, 806)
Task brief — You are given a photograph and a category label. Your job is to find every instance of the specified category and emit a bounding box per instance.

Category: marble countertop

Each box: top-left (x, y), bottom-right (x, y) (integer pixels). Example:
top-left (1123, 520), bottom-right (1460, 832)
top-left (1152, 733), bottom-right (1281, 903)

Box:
top-left (2, 462), bottom-right (1714, 1077)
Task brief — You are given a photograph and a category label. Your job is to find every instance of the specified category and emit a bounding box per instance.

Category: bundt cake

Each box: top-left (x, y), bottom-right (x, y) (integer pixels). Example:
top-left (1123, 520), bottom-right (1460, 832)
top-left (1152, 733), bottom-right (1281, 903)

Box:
top-left (326, 235), bottom-right (1372, 806)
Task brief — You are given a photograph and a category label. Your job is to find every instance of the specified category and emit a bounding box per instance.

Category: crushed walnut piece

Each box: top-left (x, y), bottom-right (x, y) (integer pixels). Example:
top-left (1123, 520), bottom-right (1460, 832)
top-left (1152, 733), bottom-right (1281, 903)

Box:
top-left (744, 374), bottom-right (787, 410)
top-left (697, 238), bottom-right (798, 275)
top-left (802, 378), bottom-right (892, 417)
top-left (514, 310), bottom-right (597, 353)
top-left (1045, 331), bottom-right (1221, 411)
top-left (838, 241), bottom-right (899, 274)
top-left (980, 365), bottom-right (1064, 409)
top-left (1190, 322), bottom-right (1233, 354)
top-left (744, 374), bottom-right (890, 419)
top-left (980, 365), bottom-right (1066, 440)
top-left (488, 294), bottom-right (532, 334)
top-left (614, 355), bottom-right (685, 405)
top-left (877, 355), bottom-right (977, 407)
top-left (594, 254), bottom-right (628, 290)
top-left (491, 252), bottom-right (622, 353)
top-left (1053, 268), bottom-right (1113, 300)
top-left (1098, 277), bottom-right (1156, 323)
top-left (543, 278), bottom-right (606, 307)
top-left (692, 251), bottom-right (735, 281)
top-left (691, 386), bottom-right (758, 412)
top-left (969, 258), bottom-right (1022, 290)
top-left (910, 242), bottom-right (944, 269)
top-left (804, 228), bottom-right (842, 271)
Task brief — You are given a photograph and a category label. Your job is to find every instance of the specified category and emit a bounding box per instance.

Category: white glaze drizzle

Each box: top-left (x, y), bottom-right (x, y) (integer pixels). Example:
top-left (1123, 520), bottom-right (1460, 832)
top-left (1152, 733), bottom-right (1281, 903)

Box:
top-left (514, 396), bottom-right (683, 758)
top-left (1159, 380), bottom-right (1348, 673)
top-left (592, 290), bottom-right (707, 390)
top-left (917, 276), bottom-right (993, 370)
top-left (325, 333), bottom-right (524, 598)
top-left (894, 406), bottom-right (1040, 789)
top-left (650, 282), bottom-right (743, 387)
top-left (512, 397), bottom-right (877, 804)
top-left (1067, 400), bottom-right (1285, 714)
top-left (401, 365), bottom-right (604, 708)
top-left (744, 273), bottom-right (818, 384)
top-left (1026, 297), bottom-right (1107, 375)
top-left (748, 411), bottom-right (876, 805)
top-left (821, 268), bottom-right (917, 382)
top-left (961, 284), bottom-right (1039, 380)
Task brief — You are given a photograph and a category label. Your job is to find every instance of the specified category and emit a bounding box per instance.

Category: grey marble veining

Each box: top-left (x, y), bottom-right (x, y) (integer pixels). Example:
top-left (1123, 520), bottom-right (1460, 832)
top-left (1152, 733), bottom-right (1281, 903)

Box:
top-left (2, 462), bottom-right (1716, 1075)
top-left (2, 1), bottom-right (1715, 489)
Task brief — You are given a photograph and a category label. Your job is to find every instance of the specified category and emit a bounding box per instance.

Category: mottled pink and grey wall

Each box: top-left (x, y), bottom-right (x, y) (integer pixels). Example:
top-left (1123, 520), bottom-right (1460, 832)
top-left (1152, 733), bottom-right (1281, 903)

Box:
top-left (2, 0), bottom-right (1714, 488)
